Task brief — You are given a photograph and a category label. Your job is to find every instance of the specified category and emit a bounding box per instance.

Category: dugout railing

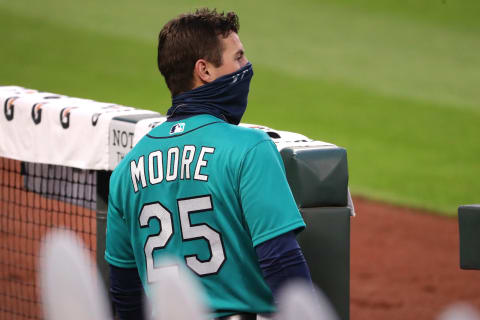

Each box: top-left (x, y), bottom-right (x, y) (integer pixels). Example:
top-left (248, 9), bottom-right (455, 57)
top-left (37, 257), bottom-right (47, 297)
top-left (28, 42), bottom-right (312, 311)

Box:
top-left (0, 86), bottom-right (353, 320)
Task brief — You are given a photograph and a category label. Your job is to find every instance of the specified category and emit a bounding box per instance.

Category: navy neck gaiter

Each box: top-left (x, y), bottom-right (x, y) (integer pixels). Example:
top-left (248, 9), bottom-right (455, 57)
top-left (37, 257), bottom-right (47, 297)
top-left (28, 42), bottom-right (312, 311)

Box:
top-left (167, 62), bottom-right (253, 125)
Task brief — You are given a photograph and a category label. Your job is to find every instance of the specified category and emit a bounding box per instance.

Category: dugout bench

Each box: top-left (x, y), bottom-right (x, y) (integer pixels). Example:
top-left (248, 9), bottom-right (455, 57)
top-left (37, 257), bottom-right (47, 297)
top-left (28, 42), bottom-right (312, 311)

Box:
top-left (97, 142), bottom-right (352, 320)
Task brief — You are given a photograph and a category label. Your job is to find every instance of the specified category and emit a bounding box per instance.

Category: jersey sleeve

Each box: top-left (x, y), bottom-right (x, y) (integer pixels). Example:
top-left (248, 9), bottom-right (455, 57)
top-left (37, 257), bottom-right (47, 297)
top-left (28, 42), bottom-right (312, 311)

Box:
top-left (239, 139), bottom-right (306, 247)
top-left (104, 173), bottom-right (137, 268)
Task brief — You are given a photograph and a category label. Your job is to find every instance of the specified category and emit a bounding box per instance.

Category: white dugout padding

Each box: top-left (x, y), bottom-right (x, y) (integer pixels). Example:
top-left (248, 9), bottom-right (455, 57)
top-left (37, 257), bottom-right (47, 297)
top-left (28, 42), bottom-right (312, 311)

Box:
top-left (0, 86), bottom-right (158, 170)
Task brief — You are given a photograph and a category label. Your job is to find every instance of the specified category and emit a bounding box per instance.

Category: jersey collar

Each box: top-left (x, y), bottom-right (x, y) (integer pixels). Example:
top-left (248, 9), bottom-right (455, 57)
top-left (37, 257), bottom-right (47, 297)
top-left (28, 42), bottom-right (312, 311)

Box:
top-left (146, 114), bottom-right (226, 139)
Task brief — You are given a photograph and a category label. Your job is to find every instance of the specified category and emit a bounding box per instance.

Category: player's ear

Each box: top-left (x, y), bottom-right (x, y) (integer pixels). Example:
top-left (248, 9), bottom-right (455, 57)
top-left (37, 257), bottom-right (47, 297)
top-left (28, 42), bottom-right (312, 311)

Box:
top-left (193, 59), bottom-right (214, 84)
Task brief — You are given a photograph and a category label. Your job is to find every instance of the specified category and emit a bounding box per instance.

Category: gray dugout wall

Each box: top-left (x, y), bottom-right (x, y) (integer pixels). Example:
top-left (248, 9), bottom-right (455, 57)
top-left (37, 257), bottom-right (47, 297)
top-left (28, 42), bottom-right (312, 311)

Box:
top-left (281, 146), bottom-right (350, 320)
top-left (96, 144), bottom-right (351, 320)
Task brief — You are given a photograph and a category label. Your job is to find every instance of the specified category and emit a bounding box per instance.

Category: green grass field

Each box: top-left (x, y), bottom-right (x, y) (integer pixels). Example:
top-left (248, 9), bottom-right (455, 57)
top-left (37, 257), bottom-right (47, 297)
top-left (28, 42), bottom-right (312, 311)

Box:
top-left (1, 0), bottom-right (479, 215)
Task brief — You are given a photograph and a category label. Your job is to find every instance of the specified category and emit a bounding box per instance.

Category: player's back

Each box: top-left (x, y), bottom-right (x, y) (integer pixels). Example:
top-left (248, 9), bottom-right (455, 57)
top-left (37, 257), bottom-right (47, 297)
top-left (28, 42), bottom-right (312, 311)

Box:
top-left (108, 114), bottom-right (302, 316)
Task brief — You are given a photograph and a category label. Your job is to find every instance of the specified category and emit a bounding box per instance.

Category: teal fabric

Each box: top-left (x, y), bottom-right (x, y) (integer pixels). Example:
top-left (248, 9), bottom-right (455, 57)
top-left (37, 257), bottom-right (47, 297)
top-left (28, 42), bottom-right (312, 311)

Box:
top-left (105, 114), bottom-right (305, 317)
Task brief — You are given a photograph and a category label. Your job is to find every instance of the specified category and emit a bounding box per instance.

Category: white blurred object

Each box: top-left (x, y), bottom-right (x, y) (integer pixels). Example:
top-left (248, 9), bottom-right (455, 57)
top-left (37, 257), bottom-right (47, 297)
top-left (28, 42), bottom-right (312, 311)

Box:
top-left (39, 230), bottom-right (112, 320)
top-left (347, 188), bottom-right (356, 216)
top-left (150, 258), bottom-right (208, 320)
top-left (276, 280), bottom-right (339, 320)
top-left (437, 303), bottom-right (480, 320)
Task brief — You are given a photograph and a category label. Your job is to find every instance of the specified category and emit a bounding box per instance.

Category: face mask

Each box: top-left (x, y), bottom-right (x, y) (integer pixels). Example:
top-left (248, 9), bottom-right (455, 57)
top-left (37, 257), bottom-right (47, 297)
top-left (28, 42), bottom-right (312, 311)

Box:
top-left (167, 62), bottom-right (254, 125)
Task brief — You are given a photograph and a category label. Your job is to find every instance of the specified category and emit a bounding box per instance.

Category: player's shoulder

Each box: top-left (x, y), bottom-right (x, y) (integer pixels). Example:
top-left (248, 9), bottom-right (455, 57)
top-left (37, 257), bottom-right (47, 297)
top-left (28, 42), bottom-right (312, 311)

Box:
top-left (221, 123), bottom-right (272, 146)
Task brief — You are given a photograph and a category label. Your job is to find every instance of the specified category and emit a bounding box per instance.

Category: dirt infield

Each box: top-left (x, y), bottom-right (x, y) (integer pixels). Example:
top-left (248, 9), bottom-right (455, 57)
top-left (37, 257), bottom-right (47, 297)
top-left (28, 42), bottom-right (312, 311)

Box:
top-left (350, 196), bottom-right (480, 320)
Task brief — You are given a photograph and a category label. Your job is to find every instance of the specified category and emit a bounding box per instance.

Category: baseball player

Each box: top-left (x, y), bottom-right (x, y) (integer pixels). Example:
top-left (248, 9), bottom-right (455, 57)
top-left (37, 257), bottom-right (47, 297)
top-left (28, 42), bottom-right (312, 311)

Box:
top-left (105, 8), bottom-right (312, 320)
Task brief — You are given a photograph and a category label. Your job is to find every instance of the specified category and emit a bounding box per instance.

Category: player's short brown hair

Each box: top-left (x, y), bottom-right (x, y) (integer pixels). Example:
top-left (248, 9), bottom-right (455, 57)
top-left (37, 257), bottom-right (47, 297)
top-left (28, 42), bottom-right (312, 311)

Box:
top-left (157, 8), bottom-right (240, 97)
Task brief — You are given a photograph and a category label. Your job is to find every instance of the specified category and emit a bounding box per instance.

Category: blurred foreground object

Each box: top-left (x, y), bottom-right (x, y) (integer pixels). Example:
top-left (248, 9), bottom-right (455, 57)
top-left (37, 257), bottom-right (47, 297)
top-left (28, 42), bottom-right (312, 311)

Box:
top-left (458, 205), bottom-right (480, 269)
top-left (150, 258), bottom-right (207, 320)
top-left (39, 230), bottom-right (112, 320)
top-left (437, 303), bottom-right (480, 320)
top-left (276, 280), bottom-right (339, 320)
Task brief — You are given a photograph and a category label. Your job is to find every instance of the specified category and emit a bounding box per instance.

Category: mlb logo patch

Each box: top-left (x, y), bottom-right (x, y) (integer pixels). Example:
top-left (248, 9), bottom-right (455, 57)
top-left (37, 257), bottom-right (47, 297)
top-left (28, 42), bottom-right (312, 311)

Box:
top-left (170, 123), bottom-right (185, 134)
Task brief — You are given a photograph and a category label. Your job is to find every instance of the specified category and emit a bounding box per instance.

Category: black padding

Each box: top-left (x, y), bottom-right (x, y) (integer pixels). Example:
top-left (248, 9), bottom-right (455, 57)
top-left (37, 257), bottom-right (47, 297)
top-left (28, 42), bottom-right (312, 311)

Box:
top-left (297, 207), bottom-right (350, 320)
top-left (280, 146), bottom-right (348, 208)
top-left (458, 205), bottom-right (480, 269)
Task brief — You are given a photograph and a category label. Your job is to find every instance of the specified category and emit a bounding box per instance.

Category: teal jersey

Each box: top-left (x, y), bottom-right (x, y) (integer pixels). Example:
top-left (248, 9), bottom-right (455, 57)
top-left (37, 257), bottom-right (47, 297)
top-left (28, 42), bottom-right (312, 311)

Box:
top-left (105, 114), bottom-right (305, 317)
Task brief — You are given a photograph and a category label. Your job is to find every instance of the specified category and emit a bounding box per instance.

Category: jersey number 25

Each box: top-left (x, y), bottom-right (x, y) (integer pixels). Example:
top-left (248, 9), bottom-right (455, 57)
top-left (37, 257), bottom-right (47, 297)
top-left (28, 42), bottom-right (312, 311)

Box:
top-left (139, 195), bottom-right (226, 283)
